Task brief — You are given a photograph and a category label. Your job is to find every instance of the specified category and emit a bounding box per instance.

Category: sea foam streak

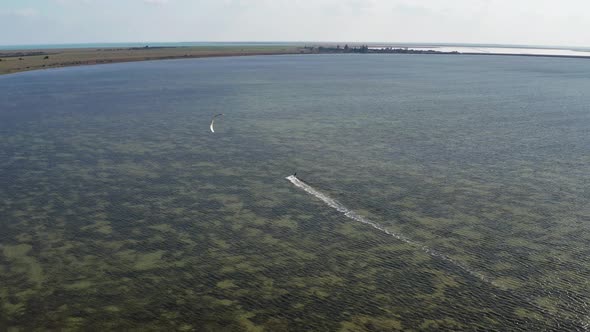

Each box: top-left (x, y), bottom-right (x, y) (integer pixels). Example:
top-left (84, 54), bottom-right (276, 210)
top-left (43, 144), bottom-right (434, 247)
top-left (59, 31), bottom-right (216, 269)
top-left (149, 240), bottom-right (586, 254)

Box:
top-left (286, 175), bottom-right (494, 285)
top-left (286, 175), bottom-right (586, 328)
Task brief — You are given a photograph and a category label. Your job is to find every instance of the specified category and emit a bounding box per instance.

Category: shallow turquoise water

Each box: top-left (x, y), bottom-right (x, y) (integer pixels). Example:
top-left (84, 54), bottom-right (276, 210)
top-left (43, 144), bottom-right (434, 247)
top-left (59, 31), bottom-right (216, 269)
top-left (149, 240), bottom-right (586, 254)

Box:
top-left (1, 54), bottom-right (589, 330)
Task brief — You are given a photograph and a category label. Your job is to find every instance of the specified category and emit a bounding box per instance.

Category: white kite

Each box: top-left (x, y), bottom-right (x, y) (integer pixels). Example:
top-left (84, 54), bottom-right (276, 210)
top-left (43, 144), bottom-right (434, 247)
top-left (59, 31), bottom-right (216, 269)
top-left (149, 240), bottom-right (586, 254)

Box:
top-left (210, 113), bottom-right (224, 133)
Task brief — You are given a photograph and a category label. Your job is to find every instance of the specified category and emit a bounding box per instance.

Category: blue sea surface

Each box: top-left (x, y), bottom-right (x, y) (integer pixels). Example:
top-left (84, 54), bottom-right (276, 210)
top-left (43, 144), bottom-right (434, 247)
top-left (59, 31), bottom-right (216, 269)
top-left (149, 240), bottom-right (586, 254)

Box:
top-left (1, 54), bottom-right (589, 330)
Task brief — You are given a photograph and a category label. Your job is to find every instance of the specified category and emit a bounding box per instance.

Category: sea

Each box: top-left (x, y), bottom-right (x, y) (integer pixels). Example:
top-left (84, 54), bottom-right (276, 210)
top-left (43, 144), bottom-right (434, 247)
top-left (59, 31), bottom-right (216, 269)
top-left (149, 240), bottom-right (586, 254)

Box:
top-left (1, 54), bottom-right (589, 330)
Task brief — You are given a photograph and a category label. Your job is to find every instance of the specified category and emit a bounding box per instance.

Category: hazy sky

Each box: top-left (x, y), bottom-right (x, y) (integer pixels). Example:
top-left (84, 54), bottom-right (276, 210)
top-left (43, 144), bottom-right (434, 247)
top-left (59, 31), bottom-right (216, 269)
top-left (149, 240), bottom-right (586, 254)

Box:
top-left (1, 0), bottom-right (589, 46)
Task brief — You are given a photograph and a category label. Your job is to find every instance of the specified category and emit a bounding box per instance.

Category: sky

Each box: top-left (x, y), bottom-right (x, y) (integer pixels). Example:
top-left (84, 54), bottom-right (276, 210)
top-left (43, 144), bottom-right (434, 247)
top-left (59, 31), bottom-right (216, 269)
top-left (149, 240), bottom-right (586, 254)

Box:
top-left (1, 0), bottom-right (590, 47)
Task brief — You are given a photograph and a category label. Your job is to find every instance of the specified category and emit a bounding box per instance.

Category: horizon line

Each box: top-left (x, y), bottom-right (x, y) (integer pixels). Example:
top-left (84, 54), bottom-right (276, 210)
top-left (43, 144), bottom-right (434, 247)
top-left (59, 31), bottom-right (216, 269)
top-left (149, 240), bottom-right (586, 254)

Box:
top-left (1, 41), bottom-right (589, 51)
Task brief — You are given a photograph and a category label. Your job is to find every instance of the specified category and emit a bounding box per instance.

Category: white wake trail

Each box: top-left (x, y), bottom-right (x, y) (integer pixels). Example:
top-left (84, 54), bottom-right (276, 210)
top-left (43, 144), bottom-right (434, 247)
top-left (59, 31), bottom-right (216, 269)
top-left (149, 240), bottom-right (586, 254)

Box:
top-left (286, 175), bottom-right (589, 328)
top-left (286, 175), bottom-right (494, 285)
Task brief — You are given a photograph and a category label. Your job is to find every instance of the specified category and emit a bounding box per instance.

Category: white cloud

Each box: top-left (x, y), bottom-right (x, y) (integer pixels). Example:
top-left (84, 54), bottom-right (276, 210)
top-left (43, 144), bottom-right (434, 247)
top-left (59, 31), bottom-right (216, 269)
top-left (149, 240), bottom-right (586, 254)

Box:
top-left (3, 0), bottom-right (590, 47)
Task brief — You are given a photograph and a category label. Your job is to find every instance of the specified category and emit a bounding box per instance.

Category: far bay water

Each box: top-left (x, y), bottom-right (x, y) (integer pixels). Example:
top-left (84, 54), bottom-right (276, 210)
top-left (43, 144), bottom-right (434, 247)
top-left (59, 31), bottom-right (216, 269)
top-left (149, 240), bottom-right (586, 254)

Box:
top-left (1, 54), bottom-right (589, 330)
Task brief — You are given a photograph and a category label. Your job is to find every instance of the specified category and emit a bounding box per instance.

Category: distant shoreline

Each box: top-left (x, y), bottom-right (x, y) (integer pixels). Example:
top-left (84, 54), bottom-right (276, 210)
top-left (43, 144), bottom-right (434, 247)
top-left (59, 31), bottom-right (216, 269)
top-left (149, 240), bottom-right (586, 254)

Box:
top-left (2, 44), bottom-right (589, 76)
top-left (311, 44), bottom-right (590, 58)
top-left (455, 52), bottom-right (590, 60)
top-left (0, 45), bottom-right (308, 76)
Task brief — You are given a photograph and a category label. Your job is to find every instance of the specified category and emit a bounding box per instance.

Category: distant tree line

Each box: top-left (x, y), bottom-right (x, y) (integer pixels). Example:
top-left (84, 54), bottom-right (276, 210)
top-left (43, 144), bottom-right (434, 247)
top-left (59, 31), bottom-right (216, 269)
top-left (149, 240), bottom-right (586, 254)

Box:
top-left (314, 44), bottom-right (370, 54)
top-left (302, 45), bottom-right (458, 55)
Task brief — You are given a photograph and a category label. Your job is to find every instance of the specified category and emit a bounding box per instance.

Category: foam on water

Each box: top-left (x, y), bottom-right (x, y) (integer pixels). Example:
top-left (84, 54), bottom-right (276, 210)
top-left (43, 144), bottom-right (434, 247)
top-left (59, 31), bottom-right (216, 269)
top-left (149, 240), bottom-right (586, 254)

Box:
top-left (286, 175), bottom-right (494, 285)
top-left (286, 175), bottom-right (588, 328)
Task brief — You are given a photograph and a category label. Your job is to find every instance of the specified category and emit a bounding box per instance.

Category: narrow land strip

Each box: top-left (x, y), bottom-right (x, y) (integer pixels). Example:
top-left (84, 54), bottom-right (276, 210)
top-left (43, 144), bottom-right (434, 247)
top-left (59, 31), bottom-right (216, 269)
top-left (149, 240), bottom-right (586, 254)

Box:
top-left (0, 45), bottom-right (308, 75)
top-left (2, 44), bottom-right (589, 76)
